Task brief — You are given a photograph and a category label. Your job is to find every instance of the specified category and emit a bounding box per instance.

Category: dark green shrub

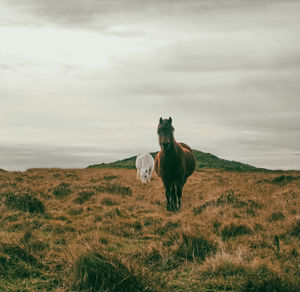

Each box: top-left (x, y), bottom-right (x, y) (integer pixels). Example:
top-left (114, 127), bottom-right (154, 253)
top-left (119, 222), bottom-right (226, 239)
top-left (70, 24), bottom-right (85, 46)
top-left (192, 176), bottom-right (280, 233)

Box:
top-left (155, 221), bottom-right (180, 235)
top-left (94, 183), bottom-right (132, 196)
top-left (291, 220), bottom-right (300, 239)
top-left (131, 221), bottom-right (143, 231)
top-left (4, 214), bottom-right (19, 222)
top-left (193, 203), bottom-right (208, 215)
top-left (68, 208), bottom-right (83, 216)
top-left (242, 264), bottom-right (297, 292)
top-left (101, 197), bottom-right (118, 206)
top-left (104, 208), bottom-right (123, 219)
top-left (143, 216), bottom-right (162, 226)
top-left (53, 182), bottom-right (72, 198)
top-left (0, 243), bottom-right (42, 279)
top-left (103, 175), bottom-right (118, 181)
top-left (271, 175), bottom-right (298, 185)
top-left (142, 248), bottom-right (162, 267)
top-left (268, 211), bottom-right (285, 222)
top-left (73, 191), bottom-right (95, 204)
top-left (2, 243), bottom-right (38, 265)
top-left (221, 223), bottom-right (253, 240)
top-left (4, 192), bottom-right (45, 214)
top-left (52, 173), bottom-right (62, 179)
top-left (20, 230), bottom-right (48, 252)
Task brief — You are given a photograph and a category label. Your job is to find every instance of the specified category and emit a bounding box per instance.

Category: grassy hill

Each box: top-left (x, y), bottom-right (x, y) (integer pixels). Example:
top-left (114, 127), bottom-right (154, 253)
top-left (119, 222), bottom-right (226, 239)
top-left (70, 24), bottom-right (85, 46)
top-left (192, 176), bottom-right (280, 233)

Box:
top-left (88, 149), bottom-right (268, 172)
top-left (0, 167), bottom-right (299, 291)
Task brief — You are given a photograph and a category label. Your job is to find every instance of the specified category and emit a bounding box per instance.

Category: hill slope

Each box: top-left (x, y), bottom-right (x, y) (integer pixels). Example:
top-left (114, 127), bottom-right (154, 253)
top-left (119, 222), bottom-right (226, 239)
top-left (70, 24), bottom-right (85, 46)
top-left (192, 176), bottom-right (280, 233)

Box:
top-left (88, 149), bottom-right (268, 172)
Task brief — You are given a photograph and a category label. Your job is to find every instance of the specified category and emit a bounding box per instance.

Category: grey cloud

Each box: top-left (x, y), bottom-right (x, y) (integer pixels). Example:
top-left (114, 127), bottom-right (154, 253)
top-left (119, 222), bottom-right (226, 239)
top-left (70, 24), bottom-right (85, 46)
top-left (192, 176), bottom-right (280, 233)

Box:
top-left (4, 0), bottom-right (298, 28)
top-left (163, 41), bottom-right (300, 73)
top-left (3, 0), bottom-right (214, 23)
top-left (161, 93), bottom-right (300, 133)
top-left (3, 0), bottom-right (175, 28)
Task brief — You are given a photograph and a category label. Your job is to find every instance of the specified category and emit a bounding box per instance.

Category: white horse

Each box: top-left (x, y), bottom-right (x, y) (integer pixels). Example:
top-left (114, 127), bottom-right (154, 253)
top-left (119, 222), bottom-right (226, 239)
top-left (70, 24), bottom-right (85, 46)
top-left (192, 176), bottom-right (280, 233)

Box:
top-left (135, 153), bottom-right (154, 183)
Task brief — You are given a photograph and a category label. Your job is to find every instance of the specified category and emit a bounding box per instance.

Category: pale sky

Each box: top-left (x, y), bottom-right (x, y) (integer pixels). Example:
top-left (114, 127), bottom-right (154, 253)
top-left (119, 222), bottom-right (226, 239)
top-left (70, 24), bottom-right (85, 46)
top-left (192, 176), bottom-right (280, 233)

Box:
top-left (1, 0), bottom-right (300, 171)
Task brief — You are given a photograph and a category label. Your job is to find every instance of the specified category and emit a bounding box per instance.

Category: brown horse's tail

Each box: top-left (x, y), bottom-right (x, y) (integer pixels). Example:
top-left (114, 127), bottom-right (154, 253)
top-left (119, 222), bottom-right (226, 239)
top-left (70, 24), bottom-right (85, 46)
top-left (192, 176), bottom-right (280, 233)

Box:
top-left (179, 143), bottom-right (196, 178)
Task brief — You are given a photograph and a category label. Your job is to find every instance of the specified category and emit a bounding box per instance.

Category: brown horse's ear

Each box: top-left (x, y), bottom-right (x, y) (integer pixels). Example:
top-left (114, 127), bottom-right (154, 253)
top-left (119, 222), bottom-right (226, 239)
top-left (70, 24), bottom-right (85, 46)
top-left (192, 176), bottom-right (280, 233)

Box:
top-left (159, 117), bottom-right (163, 124)
top-left (168, 117), bottom-right (172, 124)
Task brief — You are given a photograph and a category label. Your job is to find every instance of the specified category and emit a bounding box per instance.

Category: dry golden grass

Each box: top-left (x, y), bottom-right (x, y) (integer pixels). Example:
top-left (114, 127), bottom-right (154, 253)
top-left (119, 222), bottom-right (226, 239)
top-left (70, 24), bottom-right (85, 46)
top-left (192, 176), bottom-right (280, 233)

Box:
top-left (0, 168), bottom-right (299, 291)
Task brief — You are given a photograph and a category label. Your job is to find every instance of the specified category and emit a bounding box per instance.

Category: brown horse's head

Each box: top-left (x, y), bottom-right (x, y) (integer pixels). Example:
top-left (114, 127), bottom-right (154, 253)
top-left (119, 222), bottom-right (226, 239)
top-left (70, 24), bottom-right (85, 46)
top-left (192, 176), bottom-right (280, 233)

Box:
top-left (157, 117), bottom-right (174, 152)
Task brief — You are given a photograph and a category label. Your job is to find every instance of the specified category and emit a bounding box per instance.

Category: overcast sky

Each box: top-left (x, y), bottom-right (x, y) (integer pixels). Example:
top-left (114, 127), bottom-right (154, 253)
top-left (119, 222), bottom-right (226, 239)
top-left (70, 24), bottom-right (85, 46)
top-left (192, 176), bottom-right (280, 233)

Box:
top-left (1, 0), bottom-right (299, 171)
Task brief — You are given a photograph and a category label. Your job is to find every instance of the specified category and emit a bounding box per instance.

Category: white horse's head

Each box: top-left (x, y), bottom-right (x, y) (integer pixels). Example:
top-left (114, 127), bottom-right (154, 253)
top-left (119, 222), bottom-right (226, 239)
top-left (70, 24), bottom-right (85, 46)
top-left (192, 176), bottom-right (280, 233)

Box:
top-left (139, 167), bottom-right (152, 183)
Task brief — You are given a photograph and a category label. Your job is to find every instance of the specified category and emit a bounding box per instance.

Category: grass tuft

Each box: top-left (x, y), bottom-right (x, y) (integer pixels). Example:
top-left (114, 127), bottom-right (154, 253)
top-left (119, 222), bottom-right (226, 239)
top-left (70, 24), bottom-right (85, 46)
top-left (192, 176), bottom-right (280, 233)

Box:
top-left (73, 250), bottom-right (145, 292)
top-left (200, 252), bottom-right (247, 277)
top-left (175, 231), bottom-right (217, 261)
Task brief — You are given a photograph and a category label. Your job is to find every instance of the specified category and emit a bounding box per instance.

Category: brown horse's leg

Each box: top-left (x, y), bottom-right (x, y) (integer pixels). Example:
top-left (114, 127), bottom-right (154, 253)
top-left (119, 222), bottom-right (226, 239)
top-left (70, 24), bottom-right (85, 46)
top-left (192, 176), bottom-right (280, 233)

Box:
top-left (164, 184), bottom-right (172, 211)
top-left (171, 185), bottom-right (178, 212)
top-left (177, 185), bottom-right (183, 210)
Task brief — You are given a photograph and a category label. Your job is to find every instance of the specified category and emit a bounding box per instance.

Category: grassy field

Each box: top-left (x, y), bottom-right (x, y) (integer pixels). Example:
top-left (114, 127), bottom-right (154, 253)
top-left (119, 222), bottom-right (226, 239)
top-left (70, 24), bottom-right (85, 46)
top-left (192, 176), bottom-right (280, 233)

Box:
top-left (0, 167), bottom-right (299, 291)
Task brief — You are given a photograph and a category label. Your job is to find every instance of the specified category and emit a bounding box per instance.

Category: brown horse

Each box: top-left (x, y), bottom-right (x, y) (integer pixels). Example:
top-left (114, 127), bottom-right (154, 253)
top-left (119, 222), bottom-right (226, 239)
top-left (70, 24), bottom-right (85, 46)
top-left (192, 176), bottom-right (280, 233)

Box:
top-left (155, 117), bottom-right (196, 211)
